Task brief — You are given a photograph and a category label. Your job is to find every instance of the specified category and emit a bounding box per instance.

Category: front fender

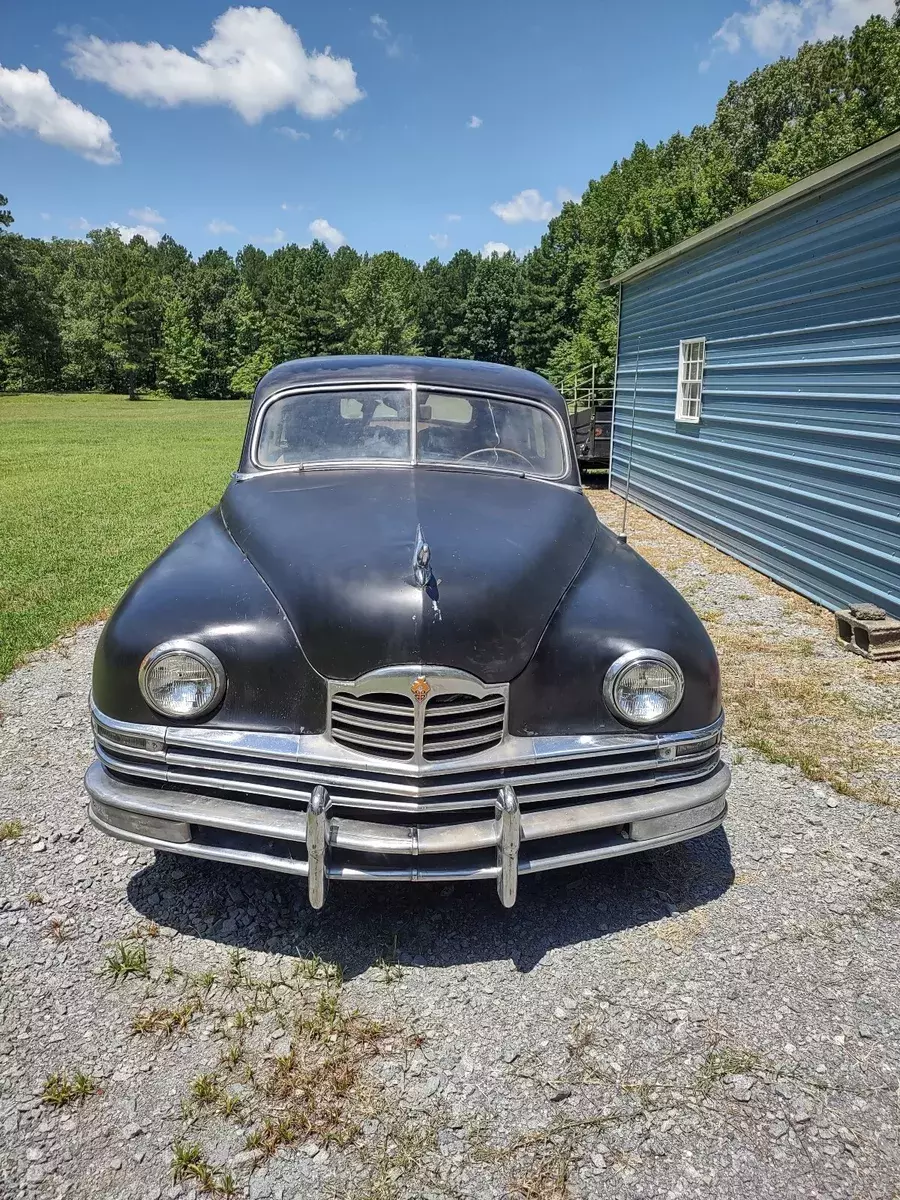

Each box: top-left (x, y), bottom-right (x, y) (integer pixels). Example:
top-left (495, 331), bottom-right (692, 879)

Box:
top-left (91, 509), bottom-right (327, 732)
top-left (508, 530), bottom-right (721, 736)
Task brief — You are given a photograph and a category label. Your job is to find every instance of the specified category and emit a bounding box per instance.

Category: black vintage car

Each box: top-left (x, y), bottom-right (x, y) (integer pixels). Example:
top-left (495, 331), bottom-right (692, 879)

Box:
top-left (86, 356), bottom-right (728, 907)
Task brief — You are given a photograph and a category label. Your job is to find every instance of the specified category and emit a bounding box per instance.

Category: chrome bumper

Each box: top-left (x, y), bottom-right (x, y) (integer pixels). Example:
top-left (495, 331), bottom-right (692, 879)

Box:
top-left (85, 758), bottom-right (729, 908)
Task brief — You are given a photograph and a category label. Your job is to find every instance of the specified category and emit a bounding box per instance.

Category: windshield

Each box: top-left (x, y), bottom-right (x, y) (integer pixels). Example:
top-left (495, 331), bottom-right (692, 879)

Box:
top-left (255, 387), bottom-right (567, 479)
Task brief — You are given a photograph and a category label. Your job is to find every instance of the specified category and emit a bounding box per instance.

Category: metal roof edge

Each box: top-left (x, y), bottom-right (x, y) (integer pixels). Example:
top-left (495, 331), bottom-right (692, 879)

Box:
top-left (609, 128), bottom-right (900, 287)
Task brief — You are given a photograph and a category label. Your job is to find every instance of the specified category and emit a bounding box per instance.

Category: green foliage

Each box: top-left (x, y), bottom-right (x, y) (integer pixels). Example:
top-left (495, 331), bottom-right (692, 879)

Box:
top-left (340, 251), bottom-right (423, 354)
top-left (0, 12), bottom-right (898, 396)
top-left (463, 250), bottom-right (520, 364)
top-left (158, 294), bottom-right (205, 399)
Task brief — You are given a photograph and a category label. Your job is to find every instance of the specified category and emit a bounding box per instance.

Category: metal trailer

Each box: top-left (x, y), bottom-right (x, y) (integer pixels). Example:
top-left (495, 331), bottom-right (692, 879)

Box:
top-left (562, 363), bottom-right (613, 469)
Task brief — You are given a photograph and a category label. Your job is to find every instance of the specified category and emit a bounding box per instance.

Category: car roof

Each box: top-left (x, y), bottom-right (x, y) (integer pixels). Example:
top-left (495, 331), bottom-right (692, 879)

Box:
top-left (251, 355), bottom-right (569, 422)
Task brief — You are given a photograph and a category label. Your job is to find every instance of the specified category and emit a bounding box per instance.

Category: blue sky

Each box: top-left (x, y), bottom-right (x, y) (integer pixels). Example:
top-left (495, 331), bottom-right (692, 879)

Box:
top-left (0, 0), bottom-right (893, 260)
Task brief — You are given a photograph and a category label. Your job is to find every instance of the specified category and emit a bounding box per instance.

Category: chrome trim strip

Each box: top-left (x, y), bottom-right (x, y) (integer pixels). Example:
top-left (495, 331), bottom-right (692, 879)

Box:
top-left (423, 728), bottom-right (504, 753)
top-left (162, 756), bottom-right (718, 814)
top-left (127, 738), bottom-right (718, 793)
top-left (425, 696), bottom-right (505, 718)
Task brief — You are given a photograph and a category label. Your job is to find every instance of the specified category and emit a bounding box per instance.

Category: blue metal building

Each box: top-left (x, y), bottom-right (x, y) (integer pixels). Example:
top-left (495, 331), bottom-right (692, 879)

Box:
top-left (609, 130), bottom-right (900, 617)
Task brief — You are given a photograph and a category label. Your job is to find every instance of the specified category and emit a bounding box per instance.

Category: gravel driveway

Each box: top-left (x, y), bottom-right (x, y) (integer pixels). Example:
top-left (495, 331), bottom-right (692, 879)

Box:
top-left (2, 538), bottom-right (900, 1198)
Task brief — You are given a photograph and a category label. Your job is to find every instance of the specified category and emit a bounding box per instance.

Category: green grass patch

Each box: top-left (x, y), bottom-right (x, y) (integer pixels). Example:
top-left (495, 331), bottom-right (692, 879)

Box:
top-left (0, 393), bottom-right (247, 679)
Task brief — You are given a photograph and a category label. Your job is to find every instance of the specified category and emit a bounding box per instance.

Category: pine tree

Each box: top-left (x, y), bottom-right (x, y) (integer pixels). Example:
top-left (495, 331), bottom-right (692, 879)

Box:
top-left (158, 294), bottom-right (205, 398)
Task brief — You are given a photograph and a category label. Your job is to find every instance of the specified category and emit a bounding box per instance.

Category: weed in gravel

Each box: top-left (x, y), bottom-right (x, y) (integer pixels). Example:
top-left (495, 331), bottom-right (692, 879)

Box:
top-left (219, 1040), bottom-right (245, 1070)
top-left (224, 948), bottom-right (252, 990)
top-left (25, 891), bottom-right (44, 904)
top-left (42, 1070), bottom-right (98, 1106)
top-left (127, 920), bottom-right (160, 939)
top-left (697, 608), bottom-right (723, 623)
top-left (696, 1046), bottom-right (763, 1094)
top-left (190, 1072), bottom-right (223, 1106)
top-left (0, 818), bottom-right (23, 840)
top-left (508, 1147), bottom-right (571, 1200)
top-left (103, 939), bottom-right (149, 980)
top-left (171, 1142), bottom-right (235, 1195)
top-left (171, 1141), bottom-right (204, 1179)
top-left (219, 1092), bottom-right (242, 1118)
top-left (232, 1007), bottom-right (254, 1032)
top-left (294, 952), bottom-right (343, 985)
top-left (352, 1118), bottom-right (440, 1200)
top-left (374, 934), bottom-right (403, 984)
top-left (131, 998), bottom-right (201, 1036)
top-left (242, 999), bottom-right (389, 1156)
top-left (653, 909), bottom-right (709, 951)
top-left (190, 968), bottom-right (219, 992)
top-left (46, 917), bottom-right (71, 942)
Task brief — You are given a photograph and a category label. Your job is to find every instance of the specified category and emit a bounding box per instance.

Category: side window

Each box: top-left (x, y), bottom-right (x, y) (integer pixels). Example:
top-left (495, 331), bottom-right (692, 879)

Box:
top-left (676, 338), bottom-right (705, 422)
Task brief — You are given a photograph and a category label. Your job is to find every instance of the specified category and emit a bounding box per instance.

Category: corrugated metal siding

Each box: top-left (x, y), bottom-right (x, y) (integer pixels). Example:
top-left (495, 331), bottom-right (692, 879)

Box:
top-left (610, 151), bottom-right (900, 617)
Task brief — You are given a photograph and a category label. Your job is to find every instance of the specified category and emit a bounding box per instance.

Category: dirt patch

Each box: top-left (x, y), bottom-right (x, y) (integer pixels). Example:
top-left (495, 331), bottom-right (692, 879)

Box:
top-left (590, 490), bottom-right (900, 809)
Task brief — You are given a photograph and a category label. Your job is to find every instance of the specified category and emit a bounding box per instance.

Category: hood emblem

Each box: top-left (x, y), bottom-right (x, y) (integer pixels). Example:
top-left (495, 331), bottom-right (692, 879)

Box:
top-left (413, 524), bottom-right (433, 589)
top-left (410, 676), bottom-right (431, 703)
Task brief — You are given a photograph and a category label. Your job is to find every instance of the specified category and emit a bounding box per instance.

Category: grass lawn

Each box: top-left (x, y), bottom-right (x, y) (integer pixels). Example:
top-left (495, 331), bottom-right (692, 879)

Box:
top-left (0, 393), bottom-right (248, 680)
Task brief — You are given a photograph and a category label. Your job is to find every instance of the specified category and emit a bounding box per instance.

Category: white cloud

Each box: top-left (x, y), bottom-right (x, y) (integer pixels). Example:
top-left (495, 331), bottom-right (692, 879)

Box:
top-left (556, 187), bottom-right (577, 205)
top-left (208, 218), bottom-right (238, 234)
top-left (0, 63), bottom-right (119, 163)
top-left (481, 241), bottom-right (511, 258)
top-left (66, 6), bottom-right (364, 123)
top-left (280, 201), bottom-right (304, 211)
top-left (129, 206), bottom-right (165, 225)
top-left (309, 217), bottom-right (347, 250)
top-left (370, 13), bottom-right (402, 57)
top-left (429, 232), bottom-right (449, 249)
top-left (110, 222), bottom-right (162, 246)
top-left (333, 127), bottom-right (349, 141)
top-left (40, 211), bottom-right (51, 220)
top-left (260, 227), bottom-right (286, 244)
top-left (445, 213), bottom-right (462, 222)
top-left (706, 0), bottom-right (893, 62)
top-left (467, 115), bottom-right (482, 128)
top-left (275, 125), bottom-right (310, 140)
top-left (68, 216), bottom-right (92, 231)
top-left (491, 188), bottom-right (558, 224)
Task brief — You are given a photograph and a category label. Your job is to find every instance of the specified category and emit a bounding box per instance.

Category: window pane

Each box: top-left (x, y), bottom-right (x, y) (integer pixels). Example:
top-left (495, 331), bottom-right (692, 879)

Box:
top-left (257, 389), bottom-right (412, 465)
top-left (418, 391), bottom-right (566, 479)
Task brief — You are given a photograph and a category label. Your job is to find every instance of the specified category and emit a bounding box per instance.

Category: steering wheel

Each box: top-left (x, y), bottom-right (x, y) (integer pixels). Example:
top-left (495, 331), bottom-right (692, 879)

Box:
top-left (459, 447), bottom-right (533, 469)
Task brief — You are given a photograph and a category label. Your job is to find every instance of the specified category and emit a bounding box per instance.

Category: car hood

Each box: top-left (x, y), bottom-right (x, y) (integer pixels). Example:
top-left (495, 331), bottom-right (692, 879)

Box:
top-left (220, 468), bottom-right (598, 683)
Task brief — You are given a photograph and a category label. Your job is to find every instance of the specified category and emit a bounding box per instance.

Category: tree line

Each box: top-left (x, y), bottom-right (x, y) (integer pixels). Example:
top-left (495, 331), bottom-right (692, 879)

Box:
top-left (1, 8), bottom-right (898, 399)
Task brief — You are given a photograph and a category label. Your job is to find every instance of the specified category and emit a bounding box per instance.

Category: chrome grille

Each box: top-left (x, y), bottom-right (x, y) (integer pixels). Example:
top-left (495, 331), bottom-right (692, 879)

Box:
top-left (422, 693), bottom-right (505, 760)
top-left (327, 669), bottom-right (510, 764)
top-left (330, 691), bottom-right (415, 760)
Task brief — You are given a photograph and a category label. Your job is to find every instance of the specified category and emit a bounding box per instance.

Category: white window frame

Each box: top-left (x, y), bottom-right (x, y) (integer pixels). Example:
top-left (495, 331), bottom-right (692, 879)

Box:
top-left (676, 337), bottom-right (706, 423)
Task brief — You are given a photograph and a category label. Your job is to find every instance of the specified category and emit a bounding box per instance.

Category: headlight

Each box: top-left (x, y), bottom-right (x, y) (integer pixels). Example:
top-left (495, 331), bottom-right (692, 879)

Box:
top-left (603, 649), bottom-right (684, 726)
top-left (138, 640), bottom-right (225, 719)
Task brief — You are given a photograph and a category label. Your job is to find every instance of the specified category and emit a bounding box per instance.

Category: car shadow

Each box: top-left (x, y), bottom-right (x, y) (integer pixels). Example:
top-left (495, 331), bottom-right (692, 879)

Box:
top-left (126, 827), bottom-right (733, 978)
